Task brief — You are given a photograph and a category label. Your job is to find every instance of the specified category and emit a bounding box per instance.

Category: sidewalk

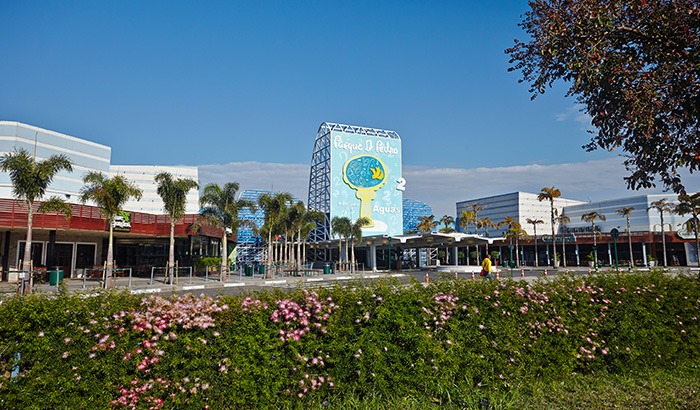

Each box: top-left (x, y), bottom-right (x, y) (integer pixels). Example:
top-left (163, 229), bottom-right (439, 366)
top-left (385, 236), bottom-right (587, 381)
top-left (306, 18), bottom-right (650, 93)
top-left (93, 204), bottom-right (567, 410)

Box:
top-left (0, 270), bottom-right (411, 297)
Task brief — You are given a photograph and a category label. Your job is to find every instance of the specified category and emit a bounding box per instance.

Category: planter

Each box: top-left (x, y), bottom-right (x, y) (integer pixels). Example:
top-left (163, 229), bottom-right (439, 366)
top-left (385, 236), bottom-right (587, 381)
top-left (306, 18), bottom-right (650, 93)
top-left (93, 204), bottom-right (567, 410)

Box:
top-left (588, 261), bottom-right (595, 268)
top-left (553, 260), bottom-right (560, 268)
top-left (648, 261), bottom-right (656, 267)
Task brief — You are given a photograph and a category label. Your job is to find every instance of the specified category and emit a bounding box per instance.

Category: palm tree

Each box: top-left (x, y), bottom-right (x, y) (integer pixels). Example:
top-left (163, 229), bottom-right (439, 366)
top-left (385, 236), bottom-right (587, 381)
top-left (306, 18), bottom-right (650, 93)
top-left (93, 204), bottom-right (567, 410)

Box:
top-left (331, 216), bottom-right (351, 271)
top-left (480, 217), bottom-right (494, 254)
top-left (80, 172), bottom-right (142, 288)
top-left (505, 222), bottom-right (528, 268)
top-left (538, 187), bottom-right (561, 267)
top-left (526, 218), bottom-right (544, 267)
top-left (349, 217), bottom-right (371, 273)
top-left (554, 214), bottom-right (570, 267)
top-left (458, 210), bottom-right (475, 265)
top-left (299, 210), bottom-right (325, 268)
top-left (581, 211), bottom-right (606, 268)
top-left (155, 172), bottom-right (198, 285)
top-left (458, 210), bottom-right (475, 234)
top-left (198, 182), bottom-right (254, 281)
top-left (417, 215), bottom-right (439, 234)
top-left (259, 192), bottom-right (293, 271)
top-left (439, 215), bottom-right (455, 233)
top-left (675, 193), bottom-right (700, 266)
top-left (0, 148), bottom-right (74, 273)
top-left (648, 198), bottom-right (674, 267)
top-left (615, 207), bottom-right (636, 268)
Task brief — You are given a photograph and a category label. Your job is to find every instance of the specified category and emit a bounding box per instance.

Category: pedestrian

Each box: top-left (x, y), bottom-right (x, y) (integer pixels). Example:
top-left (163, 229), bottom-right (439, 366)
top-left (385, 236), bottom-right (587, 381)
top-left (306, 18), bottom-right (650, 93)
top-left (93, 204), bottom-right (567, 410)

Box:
top-left (481, 254), bottom-right (493, 281)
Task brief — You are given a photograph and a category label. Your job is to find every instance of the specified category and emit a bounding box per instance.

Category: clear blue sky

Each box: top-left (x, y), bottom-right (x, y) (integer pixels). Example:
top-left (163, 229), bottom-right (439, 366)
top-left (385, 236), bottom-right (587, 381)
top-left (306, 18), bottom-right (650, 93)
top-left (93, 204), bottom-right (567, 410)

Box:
top-left (1, 0), bottom-right (612, 169)
top-left (9, 0), bottom-right (695, 218)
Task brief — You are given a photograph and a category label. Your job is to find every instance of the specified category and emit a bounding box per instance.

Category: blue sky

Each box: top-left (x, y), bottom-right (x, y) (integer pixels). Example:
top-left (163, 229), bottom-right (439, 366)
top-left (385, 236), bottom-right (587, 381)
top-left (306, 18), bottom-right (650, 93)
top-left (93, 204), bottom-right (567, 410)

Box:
top-left (2, 1), bottom-right (698, 216)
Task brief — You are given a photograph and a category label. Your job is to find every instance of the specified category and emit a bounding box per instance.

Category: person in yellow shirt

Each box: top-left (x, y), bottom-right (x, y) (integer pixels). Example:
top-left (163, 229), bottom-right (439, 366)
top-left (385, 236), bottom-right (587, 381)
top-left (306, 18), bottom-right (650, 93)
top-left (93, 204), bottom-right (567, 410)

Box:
top-left (481, 254), bottom-right (493, 280)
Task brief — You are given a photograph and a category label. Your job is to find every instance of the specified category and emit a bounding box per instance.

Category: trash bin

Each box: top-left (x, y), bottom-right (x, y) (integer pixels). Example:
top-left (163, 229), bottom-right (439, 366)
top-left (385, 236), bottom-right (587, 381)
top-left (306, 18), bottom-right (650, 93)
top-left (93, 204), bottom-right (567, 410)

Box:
top-left (509, 261), bottom-right (516, 268)
top-left (259, 265), bottom-right (266, 276)
top-left (245, 265), bottom-right (253, 276)
top-left (323, 264), bottom-right (331, 274)
top-left (48, 270), bottom-right (64, 285)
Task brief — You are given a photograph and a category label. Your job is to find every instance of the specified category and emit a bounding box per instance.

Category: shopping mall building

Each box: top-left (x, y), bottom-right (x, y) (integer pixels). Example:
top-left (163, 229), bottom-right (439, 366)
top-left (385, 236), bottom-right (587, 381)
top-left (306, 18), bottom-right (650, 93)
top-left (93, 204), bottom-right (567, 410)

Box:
top-left (457, 192), bottom-right (698, 267)
top-left (0, 121), bottom-right (224, 281)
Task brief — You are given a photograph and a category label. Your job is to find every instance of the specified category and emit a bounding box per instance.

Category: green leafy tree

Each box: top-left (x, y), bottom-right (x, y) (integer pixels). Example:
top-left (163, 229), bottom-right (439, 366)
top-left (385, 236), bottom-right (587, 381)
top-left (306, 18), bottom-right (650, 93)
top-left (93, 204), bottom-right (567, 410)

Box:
top-left (155, 172), bottom-right (198, 285)
top-left (615, 207), bottom-right (636, 268)
top-left (198, 182), bottom-right (254, 280)
top-left (581, 211), bottom-right (606, 267)
top-left (0, 149), bottom-right (74, 273)
top-left (80, 172), bottom-right (142, 287)
top-left (538, 187), bottom-right (561, 267)
top-left (675, 193), bottom-right (700, 265)
top-left (526, 218), bottom-right (545, 267)
top-left (647, 198), bottom-right (674, 267)
top-left (508, 1), bottom-right (700, 193)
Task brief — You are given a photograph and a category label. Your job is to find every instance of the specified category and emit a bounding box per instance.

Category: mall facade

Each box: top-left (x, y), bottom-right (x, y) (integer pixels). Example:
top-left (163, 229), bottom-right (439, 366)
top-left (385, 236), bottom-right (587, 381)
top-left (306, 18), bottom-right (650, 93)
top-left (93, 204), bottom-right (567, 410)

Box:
top-left (457, 192), bottom-right (698, 267)
top-left (0, 121), bottom-right (222, 281)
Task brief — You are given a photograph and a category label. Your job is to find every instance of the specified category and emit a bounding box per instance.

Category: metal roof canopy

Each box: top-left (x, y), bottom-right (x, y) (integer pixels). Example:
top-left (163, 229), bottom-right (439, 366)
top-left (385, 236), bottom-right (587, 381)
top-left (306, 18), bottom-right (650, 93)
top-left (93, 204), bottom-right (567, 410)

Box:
top-left (309, 232), bottom-right (502, 250)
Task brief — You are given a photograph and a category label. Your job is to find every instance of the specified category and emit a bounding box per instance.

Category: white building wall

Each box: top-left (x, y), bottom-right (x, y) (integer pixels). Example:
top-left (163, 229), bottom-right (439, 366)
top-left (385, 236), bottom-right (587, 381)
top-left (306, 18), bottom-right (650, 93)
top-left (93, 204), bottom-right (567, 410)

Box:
top-left (456, 192), bottom-right (585, 237)
top-left (563, 194), bottom-right (685, 234)
top-left (110, 165), bottom-right (200, 214)
top-left (0, 121), bottom-right (111, 201)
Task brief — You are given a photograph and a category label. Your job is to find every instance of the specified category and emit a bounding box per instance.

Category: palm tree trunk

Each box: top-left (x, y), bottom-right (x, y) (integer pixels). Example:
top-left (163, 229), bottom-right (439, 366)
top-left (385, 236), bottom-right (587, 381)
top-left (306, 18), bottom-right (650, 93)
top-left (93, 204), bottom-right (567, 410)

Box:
top-left (169, 220), bottom-right (176, 285)
top-left (533, 227), bottom-right (539, 267)
top-left (561, 235), bottom-right (566, 268)
top-left (627, 218), bottom-right (634, 268)
top-left (350, 241), bottom-right (355, 273)
top-left (221, 232), bottom-right (228, 282)
top-left (21, 201), bottom-right (33, 272)
top-left (106, 220), bottom-right (114, 289)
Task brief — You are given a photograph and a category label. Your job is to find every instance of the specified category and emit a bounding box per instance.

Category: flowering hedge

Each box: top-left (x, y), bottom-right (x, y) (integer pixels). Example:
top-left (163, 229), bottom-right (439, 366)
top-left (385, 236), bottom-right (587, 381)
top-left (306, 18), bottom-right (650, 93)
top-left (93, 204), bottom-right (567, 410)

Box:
top-left (0, 270), bottom-right (698, 409)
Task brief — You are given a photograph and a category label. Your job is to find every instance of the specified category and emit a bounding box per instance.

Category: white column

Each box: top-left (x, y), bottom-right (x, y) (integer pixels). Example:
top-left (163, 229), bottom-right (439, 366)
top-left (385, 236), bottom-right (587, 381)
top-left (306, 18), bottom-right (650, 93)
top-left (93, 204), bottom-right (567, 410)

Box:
top-left (370, 244), bottom-right (377, 271)
top-left (453, 246), bottom-right (459, 266)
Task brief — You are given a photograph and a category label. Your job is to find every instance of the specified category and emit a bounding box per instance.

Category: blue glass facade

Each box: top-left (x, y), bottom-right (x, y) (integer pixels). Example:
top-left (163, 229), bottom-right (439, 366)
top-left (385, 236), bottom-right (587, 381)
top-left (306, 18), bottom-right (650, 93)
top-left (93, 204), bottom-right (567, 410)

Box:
top-left (403, 198), bottom-right (432, 234)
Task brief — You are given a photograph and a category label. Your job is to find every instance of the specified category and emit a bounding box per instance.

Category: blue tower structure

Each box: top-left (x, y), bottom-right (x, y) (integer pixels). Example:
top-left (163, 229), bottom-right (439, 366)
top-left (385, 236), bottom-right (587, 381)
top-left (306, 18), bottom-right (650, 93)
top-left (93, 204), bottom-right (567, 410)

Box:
top-left (402, 198), bottom-right (433, 234)
top-left (237, 189), bottom-right (270, 263)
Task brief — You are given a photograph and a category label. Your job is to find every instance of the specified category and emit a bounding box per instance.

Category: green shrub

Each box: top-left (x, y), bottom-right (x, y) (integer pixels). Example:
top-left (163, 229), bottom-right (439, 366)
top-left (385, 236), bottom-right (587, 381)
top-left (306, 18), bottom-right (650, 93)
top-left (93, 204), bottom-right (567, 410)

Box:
top-left (0, 271), bottom-right (698, 408)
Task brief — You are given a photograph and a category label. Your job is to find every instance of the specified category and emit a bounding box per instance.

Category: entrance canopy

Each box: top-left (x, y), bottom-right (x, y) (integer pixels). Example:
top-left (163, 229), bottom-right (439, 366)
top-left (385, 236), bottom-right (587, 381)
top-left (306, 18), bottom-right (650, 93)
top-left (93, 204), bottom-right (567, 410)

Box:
top-left (311, 232), bottom-right (502, 249)
top-left (362, 232), bottom-right (502, 249)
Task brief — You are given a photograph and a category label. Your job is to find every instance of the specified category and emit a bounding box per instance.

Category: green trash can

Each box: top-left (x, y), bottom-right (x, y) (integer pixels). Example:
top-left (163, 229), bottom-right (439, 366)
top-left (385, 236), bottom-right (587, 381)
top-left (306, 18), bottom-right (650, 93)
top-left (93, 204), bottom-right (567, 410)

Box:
top-left (258, 265), bottom-right (266, 275)
top-left (49, 270), bottom-right (64, 285)
top-left (323, 264), bottom-right (331, 274)
top-left (245, 265), bottom-right (253, 276)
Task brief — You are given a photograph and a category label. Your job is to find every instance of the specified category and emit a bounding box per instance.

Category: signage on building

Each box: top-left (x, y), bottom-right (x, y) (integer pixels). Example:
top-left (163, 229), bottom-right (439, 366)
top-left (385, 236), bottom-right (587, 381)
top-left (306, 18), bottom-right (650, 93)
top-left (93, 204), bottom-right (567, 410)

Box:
top-left (111, 211), bottom-right (132, 231)
top-left (541, 233), bottom-right (576, 243)
top-left (677, 226), bottom-right (696, 240)
top-left (330, 130), bottom-right (403, 236)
